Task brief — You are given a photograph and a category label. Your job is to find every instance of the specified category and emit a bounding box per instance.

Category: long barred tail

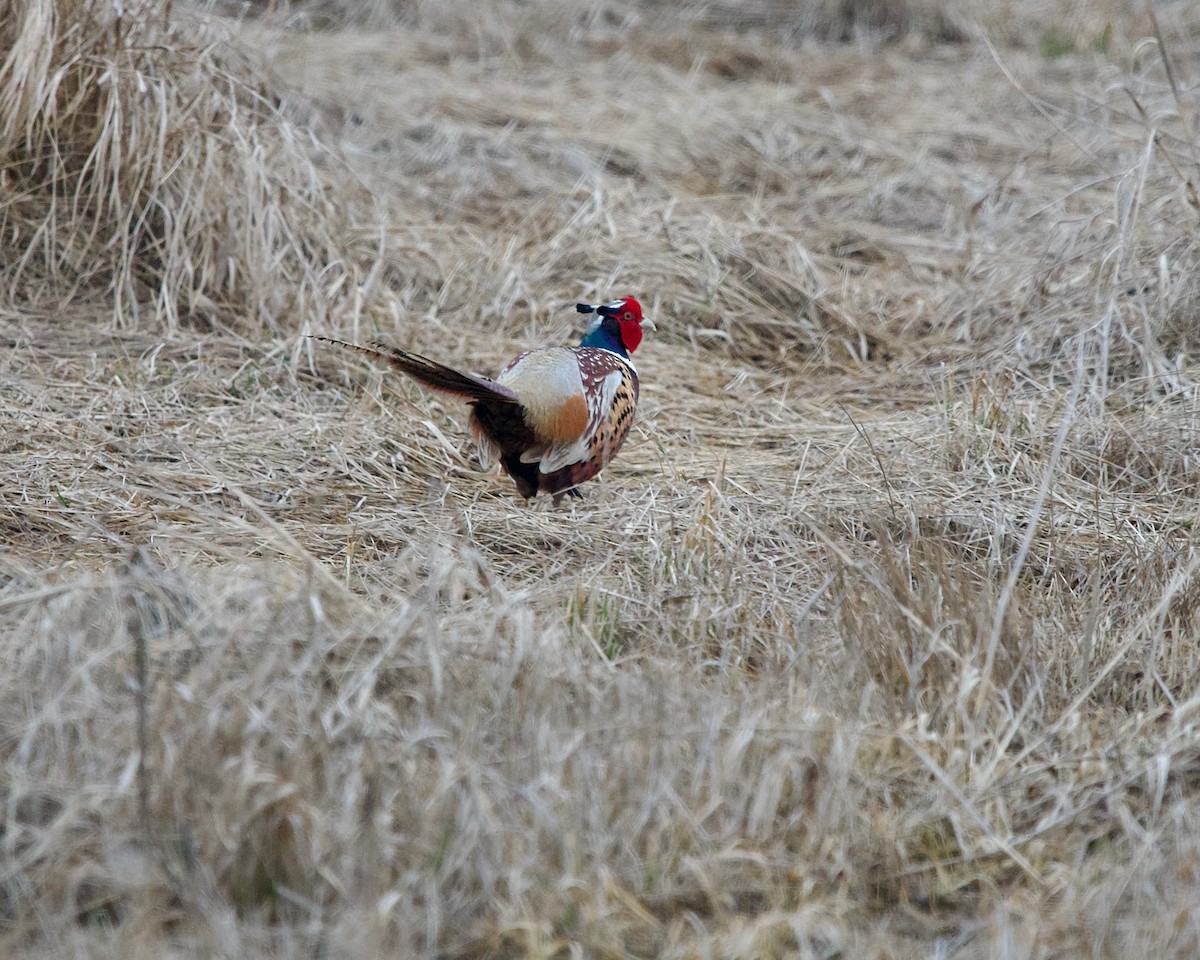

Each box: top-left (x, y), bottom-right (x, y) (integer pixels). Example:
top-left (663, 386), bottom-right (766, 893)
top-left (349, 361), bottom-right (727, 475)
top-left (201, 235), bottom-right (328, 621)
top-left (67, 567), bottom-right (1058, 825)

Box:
top-left (310, 336), bottom-right (520, 406)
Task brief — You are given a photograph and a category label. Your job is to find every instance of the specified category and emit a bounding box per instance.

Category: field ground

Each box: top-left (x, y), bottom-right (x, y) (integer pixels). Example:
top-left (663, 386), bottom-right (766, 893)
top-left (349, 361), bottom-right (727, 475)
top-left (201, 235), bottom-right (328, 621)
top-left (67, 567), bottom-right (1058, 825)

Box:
top-left (5, 0), bottom-right (1200, 956)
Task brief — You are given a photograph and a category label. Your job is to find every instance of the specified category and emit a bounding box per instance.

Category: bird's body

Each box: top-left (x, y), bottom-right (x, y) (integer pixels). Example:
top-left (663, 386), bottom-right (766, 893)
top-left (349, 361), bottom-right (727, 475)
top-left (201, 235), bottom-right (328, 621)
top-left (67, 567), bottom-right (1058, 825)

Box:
top-left (484, 345), bottom-right (640, 498)
top-left (316, 297), bottom-right (649, 500)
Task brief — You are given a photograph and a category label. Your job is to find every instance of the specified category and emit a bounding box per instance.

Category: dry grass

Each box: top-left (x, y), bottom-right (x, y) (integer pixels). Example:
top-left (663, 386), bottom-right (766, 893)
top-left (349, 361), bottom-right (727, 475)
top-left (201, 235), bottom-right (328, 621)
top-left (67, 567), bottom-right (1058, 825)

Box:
top-left (7, 0), bottom-right (1200, 956)
top-left (0, 0), bottom-right (360, 332)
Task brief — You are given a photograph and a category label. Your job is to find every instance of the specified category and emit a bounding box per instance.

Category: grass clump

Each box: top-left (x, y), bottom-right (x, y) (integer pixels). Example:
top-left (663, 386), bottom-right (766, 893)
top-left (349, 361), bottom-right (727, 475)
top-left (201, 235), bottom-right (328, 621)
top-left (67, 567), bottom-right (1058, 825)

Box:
top-left (0, 0), bottom-right (353, 332)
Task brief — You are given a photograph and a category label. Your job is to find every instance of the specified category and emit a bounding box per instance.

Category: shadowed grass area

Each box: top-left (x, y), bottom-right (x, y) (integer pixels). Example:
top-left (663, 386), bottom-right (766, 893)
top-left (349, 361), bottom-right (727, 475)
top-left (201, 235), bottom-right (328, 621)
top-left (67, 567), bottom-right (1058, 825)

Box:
top-left (6, 0), bottom-right (1200, 957)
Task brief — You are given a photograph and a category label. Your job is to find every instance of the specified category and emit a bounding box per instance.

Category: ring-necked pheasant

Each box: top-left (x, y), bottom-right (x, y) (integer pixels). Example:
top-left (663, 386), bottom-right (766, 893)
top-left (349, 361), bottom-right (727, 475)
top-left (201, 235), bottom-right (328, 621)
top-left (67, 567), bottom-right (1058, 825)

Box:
top-left (315, 297), bottom-right (651, 500)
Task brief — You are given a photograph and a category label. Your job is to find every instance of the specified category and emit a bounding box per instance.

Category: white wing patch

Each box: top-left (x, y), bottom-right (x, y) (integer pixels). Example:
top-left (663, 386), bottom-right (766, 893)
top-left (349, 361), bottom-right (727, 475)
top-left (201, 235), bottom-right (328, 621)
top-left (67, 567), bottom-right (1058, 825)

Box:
top-left (537, 369), bottom-right (623, 474)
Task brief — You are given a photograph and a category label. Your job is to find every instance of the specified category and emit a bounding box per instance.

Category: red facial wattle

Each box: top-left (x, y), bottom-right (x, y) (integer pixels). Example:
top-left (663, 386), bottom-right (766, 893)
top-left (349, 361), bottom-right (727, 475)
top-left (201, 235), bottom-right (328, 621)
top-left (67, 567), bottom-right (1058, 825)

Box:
top-left (619, 317), bottom-right (643, 353)
top-left (608, 296), bottom-right (644, 354)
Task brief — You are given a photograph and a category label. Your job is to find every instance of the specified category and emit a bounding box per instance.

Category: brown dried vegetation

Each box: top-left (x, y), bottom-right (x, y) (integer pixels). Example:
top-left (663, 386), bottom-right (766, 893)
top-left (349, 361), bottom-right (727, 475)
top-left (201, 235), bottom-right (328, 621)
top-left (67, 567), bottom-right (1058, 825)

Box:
top-left (6, 0), bottom-right (1200, 956)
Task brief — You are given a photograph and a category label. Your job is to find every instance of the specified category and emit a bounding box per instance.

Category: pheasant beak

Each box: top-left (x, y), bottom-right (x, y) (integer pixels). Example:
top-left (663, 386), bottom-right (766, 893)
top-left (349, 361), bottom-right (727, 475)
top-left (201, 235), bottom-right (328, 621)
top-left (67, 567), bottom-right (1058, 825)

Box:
top-left (640, 317), bottom-right (657, 331)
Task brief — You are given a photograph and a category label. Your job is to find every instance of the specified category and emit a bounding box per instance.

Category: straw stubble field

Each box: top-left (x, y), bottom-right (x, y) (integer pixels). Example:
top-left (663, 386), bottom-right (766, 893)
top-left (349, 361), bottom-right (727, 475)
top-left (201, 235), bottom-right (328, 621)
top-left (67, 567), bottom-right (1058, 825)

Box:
top-left (5, 0), bottom-right (1200, 956)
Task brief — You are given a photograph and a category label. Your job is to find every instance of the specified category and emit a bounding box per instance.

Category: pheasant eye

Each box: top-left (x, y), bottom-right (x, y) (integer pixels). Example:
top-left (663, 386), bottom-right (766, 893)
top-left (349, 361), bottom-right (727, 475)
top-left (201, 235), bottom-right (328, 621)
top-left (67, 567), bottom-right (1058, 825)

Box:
top-left (621, 311), bottom-right (633, 321)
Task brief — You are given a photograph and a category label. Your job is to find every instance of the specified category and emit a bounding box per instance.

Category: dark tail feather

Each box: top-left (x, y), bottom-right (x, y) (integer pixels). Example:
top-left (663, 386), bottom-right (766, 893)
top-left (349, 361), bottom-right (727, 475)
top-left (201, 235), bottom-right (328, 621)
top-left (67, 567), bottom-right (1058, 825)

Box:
top-left (310, 336), bottom-right (519, 405)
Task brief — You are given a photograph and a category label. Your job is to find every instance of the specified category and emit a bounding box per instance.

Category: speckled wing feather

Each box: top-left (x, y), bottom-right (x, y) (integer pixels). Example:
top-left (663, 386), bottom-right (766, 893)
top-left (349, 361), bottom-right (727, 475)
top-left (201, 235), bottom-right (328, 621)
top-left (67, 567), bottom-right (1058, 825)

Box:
top-left (535, 348), bottom-right (639, 495)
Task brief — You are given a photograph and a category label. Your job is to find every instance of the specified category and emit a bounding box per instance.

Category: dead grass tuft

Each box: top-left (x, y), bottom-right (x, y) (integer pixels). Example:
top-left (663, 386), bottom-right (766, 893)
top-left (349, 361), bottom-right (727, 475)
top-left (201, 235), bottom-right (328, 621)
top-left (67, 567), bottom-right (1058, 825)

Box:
top-left (0, 0), bottom-right (357, 332)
